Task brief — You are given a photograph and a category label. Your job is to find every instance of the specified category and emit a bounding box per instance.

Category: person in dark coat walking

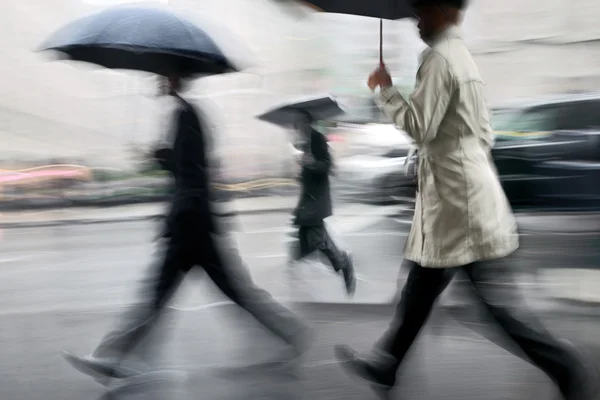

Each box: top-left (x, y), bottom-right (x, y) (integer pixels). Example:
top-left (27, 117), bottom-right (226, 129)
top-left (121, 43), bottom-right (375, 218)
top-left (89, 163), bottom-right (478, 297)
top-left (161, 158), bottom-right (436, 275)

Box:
top-left (289, 112), bottom-right (356, 295)
top-left (63, 73), bottom-right (311, 382)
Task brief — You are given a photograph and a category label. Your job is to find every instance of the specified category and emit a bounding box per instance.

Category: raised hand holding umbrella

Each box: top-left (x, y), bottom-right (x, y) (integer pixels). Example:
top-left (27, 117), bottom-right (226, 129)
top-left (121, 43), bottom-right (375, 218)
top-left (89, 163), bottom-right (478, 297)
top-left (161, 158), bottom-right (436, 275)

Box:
top-left (368, 65), bottom-right (393, 92)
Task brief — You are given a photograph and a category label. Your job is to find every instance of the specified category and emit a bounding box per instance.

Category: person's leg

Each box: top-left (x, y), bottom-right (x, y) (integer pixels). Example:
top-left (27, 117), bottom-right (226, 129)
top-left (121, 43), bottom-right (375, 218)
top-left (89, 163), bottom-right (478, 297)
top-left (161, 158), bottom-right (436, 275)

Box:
top-left (465, 260), bottom-right (598, 400)
top-left (303, 223), bottom-right (356, 295)
top-left (92, 241), bottom-right (188, 360)
top-left (376, 261), bottom-right (454, 363)
top-left (307, 223), bottom-right (345, 270)
top-left (64, 228), bottom-right (193, 381)
top-left (288, 225), bottom-right (311, 266)
top-left (335, 261), bottom-right (454, 392)
top-left (201, 230), bottom-right (310, 356)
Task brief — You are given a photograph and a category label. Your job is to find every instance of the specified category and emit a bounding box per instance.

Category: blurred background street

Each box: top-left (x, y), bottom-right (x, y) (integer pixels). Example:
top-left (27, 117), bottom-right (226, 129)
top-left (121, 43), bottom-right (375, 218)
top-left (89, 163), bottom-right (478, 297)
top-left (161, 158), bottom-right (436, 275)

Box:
top-left (1, 204), bottom-right (600, 399)
top-left (1, 207), bottom-right (599, 400)
top-left (1, 0), bottom-right (600, 399)
top-left (1, 205), bottom-right (600, 309)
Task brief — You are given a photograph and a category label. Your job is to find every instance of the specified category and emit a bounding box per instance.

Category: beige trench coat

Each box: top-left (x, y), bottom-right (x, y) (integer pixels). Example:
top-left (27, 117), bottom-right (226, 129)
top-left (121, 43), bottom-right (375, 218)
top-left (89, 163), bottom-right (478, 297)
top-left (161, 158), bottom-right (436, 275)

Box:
top-left (375, 25), bottom-right (519, 268)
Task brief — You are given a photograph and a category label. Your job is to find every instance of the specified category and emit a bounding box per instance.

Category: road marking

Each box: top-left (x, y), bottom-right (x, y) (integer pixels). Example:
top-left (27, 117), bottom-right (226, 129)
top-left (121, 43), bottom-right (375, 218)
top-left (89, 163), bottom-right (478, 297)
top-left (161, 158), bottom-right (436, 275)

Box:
top-left (346, 231), bottom-right (407, 237)
top-left (168, 301), bottom-right (235, 312)
top-left (331, 215), bottom-right (382, 232)
top-left (0, 251), bottom-right (58, 264)
top-left (252, 254), bottom-right (287, 259)
top-left (0, 256), bottom-right (37, 263)
top-left (237, 227), bottom-right (289, 234)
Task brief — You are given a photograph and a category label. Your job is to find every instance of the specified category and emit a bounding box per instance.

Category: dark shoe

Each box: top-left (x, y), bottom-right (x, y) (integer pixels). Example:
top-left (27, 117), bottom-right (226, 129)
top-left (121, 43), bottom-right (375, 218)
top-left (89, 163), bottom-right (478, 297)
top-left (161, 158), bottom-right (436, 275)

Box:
top-left (341, 252), bottom-right (356, 296)
top-left (269, 325), bottom-right (314, 364)
top-left (558, 340), bottom-right (599, 400)
top-left (63, 352), bottom-right (142, 383)
top-left (334, 344), bottom-right (396, 399)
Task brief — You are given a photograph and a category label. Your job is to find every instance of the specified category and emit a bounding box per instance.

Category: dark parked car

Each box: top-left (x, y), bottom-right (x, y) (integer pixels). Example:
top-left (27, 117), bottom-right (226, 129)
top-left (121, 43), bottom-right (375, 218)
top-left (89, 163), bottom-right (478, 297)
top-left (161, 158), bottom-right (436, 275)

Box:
top-left (491, 93), bottom-right (600, 209)
top-left (348, 92), bottom-right (600, 210)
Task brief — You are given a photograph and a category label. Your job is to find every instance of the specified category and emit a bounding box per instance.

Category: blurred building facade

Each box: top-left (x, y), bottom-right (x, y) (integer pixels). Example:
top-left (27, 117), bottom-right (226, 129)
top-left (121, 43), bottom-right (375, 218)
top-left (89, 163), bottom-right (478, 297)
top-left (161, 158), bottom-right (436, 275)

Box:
top-left (467, 0), bottom-right (600, 104)
top-left (0, 0), bottom-right (599, 177)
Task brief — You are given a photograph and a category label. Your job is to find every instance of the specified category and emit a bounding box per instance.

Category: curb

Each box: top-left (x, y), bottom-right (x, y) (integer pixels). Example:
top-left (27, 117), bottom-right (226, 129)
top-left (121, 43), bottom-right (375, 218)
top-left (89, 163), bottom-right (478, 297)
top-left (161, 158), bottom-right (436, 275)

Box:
top-left (0, 206), bottom-right (295, 229)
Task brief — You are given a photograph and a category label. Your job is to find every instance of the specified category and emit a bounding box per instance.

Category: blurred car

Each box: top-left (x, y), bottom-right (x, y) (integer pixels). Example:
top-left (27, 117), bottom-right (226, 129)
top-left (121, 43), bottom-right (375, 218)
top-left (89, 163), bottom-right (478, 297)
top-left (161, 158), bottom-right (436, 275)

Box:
top-left (331, 123), bottom-right (416, 204)
top-left (331, 92), bottom-right (600, 210)
top-left (490, 92), bottom-right (600, 208)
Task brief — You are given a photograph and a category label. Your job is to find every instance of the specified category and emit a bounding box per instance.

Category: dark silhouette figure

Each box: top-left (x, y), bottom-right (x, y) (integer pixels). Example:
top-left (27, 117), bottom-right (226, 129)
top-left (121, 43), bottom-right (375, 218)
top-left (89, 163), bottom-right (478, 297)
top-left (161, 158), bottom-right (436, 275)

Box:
top-left (63, 74), bottom-right (310, 383)
top-left (289, 114), bottom-right (356, 295)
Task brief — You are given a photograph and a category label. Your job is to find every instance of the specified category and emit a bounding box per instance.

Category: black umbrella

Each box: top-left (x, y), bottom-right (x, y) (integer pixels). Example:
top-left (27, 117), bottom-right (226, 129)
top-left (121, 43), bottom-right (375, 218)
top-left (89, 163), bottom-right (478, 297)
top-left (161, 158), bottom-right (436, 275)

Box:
top-left (275, 0), bottom-right (413, 65)
top-left (289, 0), bottom-right (412, 19)
top-left (39, 6), bottom-right (250, 77)
top-left (256, 95), bottom-right (345, 127)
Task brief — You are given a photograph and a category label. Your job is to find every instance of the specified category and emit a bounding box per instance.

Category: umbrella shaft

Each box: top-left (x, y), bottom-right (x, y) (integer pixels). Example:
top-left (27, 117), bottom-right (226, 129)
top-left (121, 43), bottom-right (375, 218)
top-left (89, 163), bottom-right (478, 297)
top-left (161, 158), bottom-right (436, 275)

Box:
top-left (379, 19), bottom-right (383, 65)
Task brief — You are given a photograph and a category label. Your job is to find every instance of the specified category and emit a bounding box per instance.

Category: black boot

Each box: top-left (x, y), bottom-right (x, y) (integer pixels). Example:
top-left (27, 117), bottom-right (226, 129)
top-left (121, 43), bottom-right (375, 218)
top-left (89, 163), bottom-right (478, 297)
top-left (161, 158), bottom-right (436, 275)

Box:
top-left (557, 340), bottom-right (599, 400)
top-left (334, 344), bottom-right (397, 399)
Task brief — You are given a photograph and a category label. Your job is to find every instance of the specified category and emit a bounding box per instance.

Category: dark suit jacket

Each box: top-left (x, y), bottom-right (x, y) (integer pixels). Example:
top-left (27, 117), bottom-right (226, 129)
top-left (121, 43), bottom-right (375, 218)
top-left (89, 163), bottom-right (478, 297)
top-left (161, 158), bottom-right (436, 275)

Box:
top-left (154, 96), bottom-right (216, 237)
top-left (293, 129), bottom-right (333, 226)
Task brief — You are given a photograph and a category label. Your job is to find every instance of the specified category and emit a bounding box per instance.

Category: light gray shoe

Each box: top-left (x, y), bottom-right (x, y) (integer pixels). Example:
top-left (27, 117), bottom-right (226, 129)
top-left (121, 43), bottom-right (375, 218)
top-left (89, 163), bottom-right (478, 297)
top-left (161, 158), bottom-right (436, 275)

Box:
top-left (63, 351), bottom-right (143, 384)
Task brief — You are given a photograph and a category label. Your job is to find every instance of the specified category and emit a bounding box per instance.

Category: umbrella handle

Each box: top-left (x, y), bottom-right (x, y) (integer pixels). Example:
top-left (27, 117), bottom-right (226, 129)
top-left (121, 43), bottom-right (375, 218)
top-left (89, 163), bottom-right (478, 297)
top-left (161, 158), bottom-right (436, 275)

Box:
top-left (379, 19), bottom-right (384, 67)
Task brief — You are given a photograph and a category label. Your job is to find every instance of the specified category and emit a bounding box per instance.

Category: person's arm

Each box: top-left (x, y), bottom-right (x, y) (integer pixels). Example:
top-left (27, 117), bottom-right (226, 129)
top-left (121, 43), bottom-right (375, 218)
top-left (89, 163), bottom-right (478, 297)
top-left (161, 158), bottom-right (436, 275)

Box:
top-left (375, 52), bottom-right (454, 145)
top-left (153, 147), bottom-right (175, 173)
top-left (303, 133), bottom-right (332, 175)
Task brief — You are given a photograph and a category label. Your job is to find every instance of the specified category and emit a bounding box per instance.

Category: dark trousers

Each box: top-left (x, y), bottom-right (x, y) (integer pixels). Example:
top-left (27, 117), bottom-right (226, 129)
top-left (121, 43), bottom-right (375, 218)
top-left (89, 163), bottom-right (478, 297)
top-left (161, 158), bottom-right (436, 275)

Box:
top-left (93, 211), bottom-right (303, 360)
top-left (290, 223), bottom-right (348, 272)
top-left (378, 259), bottom-right (582, 393)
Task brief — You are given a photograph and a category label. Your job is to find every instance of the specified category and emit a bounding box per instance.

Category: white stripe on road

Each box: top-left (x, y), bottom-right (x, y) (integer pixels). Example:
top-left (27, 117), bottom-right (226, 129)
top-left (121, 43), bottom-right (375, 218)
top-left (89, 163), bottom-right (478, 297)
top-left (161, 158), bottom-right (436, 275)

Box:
top-left (237, 227), bottom-right (289, 234)
top-left (0, 251), bottom-right (59, 264)
top-left (330, 215), bottom-right (382, 233)
top-left (346, 231), bottom-right (407, 237)
top-left (168, 301), bottom-right (236, 312)
top-left (252, 254), bottom-right (287, 259)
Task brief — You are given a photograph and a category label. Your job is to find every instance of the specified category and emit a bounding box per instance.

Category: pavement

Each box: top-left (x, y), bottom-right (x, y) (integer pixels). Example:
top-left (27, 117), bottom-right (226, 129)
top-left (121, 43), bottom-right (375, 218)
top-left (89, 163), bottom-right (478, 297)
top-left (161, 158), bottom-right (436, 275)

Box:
top-left (4, 303), bottom-right (600, 400)
top-left (1, 208), bottom-right (599, 399)
top-left (0, 209), bottom-right (598, 308)
top-left (0, 208), bottom-right (409, 311)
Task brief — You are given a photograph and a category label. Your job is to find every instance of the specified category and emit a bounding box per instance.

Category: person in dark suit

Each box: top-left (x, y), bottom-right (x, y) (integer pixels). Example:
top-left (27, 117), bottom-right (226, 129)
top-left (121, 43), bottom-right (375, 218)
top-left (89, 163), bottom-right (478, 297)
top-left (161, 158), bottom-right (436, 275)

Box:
top-left (63, 73), bottom-right (310, 382)
top-left (289, 112), bottom-right (356, 295)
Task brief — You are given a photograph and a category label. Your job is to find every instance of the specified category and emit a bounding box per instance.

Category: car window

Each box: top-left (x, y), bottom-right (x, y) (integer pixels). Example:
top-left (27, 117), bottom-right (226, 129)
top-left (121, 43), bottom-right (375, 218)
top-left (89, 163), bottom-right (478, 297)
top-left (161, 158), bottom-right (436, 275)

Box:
top-left (556, 100), bottom-right (600, 130)
top-left (491, 110), bottom-right (519, 131)
top-left (492, 107), bottom-right (556, 139)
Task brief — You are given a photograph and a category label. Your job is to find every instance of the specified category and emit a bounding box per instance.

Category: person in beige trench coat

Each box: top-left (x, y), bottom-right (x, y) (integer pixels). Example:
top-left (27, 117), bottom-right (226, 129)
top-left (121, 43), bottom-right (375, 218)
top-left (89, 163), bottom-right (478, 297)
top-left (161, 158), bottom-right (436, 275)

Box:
top-left (333, 0), bottom-right (598, 399)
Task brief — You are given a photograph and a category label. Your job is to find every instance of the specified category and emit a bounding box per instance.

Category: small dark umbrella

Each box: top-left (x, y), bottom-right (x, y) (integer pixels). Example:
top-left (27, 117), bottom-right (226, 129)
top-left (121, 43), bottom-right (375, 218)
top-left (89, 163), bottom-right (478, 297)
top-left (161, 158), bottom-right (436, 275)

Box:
top-left (38, 6), bottom-right (249, 76)
top-left (256, 95), bottom-right (345, 128)
top-left (275, 0), bottom-right (414, 65)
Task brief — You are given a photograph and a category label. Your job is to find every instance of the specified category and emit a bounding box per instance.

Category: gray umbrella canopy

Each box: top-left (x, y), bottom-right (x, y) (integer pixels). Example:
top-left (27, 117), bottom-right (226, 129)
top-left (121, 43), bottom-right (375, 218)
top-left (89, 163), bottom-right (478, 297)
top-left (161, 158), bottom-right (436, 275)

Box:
top-left (38, 6), bottom-right (253, 77)
top-left (256, 95), bottom-right (345, 127)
